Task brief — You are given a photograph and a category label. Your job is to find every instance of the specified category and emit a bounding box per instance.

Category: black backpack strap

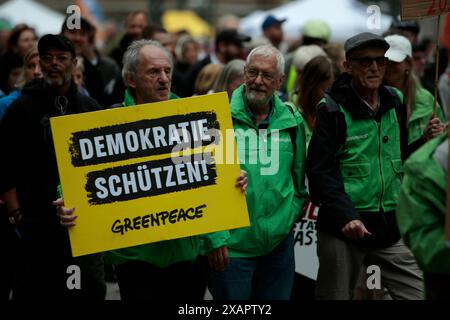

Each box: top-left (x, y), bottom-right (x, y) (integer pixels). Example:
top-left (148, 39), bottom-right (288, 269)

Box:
top-left (384, 85), bottom-right (403, 125)
top-left (324, 93), bottom-right (346, 153)
top-left (324, 93), bottom-right (339, 112)
top-left (384, 85), bottom-right (409, 161)
top-left (385, 85), bottom-right (401, 105)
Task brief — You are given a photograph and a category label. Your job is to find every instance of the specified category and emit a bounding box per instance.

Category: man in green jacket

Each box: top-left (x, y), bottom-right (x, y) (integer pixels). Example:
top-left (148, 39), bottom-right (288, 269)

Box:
top-left (103, 40), bottom-right (199, 300)
top-left (56, 39), bottom-right (247, 300)
top-left (307, 32), bottom-right (424, 299)
top-left (203, 45), bottom-right (307, 300)
top-left (397, 135), bottom-right (450, 299)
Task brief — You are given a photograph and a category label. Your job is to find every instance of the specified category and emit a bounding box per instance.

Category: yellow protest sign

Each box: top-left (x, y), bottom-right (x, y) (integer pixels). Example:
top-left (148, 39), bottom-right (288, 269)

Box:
top-left (51, 92), bottom-right (249, 257)
top-left (401, 0), bottom-right (450, 20)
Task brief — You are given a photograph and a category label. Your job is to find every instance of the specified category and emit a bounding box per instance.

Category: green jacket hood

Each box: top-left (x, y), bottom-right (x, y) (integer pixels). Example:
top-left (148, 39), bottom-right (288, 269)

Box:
top-left (397, 134), bottom-right (450, 275)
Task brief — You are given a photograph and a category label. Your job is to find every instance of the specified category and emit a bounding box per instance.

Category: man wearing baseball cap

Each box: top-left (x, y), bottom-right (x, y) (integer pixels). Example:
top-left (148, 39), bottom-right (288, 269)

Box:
top-left (0, 34), bottom-right (105, 299)
top-left (307, 32), bottom-right (424, 299)
top-left (302, 19), bottom-right (331, 47)
top-left (261, 15), bottom-right (287, 53)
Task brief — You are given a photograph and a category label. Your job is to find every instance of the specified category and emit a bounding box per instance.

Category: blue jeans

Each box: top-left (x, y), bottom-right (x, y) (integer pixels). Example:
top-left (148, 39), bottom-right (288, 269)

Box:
top-left (207, 232), bottom-right (295, 300)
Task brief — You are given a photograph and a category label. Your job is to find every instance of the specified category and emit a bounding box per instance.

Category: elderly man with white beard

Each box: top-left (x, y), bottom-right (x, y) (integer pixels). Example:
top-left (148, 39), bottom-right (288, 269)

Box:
top-left (203, 45), bottom-right (307, 300)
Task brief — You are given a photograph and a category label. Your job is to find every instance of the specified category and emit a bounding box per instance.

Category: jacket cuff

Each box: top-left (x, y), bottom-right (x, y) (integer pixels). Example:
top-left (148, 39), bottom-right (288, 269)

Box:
top-left (200, 230), bottom-right (230, 253)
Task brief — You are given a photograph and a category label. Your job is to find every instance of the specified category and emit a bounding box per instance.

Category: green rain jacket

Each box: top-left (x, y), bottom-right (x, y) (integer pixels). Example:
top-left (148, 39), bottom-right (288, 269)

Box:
top-left (104, 89), bottom-right (199, 268)
top-left (201, 85), bottom-right (307, 257)
top-left (408, 87), bottom-right (446, 145)
top-left (337, 103), bottom-right (403, 212)
top-left (397, 134), bottom-right (450, 275)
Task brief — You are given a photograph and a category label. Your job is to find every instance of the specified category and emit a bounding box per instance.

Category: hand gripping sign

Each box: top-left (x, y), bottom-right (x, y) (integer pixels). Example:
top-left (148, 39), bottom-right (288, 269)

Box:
top-left (51, 93), bottom-right (249, 257)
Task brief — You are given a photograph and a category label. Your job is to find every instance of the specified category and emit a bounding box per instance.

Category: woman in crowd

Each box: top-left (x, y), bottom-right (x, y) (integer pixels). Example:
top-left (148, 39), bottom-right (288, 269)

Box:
top-left (0, 52), bottom-right (22, 98)
top-left (211, 59), bottom-right (245, 100)
top-left (175, 34), bottom-right (199, 74)
top-left (0, 45), bottom-right (42, 118)
top-left (384, 34), bottom-right (446, 150)
top-left (295, 55), bottom-right (334, 145)
top-left (194, 63), bottom-right (224, 96)
top-left (0, 24), bottom-right (37, 98)
top-left (5, 24), bottom-right (37, 58)
top-left (286, 44), bottom-right (327, 103)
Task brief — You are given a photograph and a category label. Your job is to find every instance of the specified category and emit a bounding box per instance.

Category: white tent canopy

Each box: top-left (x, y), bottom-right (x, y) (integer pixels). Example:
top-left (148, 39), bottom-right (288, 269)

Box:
top-left (239, 0), bottom-right (393, 43)
top-left (0, 0), bottom-right (65, 36)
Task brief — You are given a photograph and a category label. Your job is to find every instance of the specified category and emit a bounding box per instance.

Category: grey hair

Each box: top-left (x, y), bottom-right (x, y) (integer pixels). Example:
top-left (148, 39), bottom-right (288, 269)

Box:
top-left (122, 39), bottom-right (173, 84)
top-left (245, 44), bottom-right (285, 75)
top-left (212, 59), bottom-right (245, 93)
top-left (292, 45), bottom-right (326, 72)
top-left (175, 34), bottom-right (198, 62)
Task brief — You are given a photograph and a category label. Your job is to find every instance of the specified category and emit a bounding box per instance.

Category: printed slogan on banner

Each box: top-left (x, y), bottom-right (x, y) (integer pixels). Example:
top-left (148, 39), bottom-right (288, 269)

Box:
top-left (51, 93), bottom-right (249, 257)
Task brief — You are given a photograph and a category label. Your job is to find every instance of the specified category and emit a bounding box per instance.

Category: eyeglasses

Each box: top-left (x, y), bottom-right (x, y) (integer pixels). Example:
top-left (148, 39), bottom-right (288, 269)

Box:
top-left (350, 56), bottom-right (387, 68)
top-left (41, 54), bottom-right (72, 64)
top-left (245, 68), bottom-right (277, 82)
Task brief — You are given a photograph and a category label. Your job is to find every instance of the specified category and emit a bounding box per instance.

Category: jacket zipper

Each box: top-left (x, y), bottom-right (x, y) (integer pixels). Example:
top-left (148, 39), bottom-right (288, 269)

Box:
top-left (376, 120), bottom-right (384, 211)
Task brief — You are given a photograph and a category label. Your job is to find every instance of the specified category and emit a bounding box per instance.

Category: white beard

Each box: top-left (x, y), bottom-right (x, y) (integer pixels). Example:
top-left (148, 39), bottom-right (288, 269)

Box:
top-left (44, 72), bottom-right (72, 87)
top-left (245, 91), bottom-right (271, 108)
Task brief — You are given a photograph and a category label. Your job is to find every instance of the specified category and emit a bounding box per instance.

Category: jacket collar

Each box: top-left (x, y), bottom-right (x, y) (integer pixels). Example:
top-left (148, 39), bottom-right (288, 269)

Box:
top-left (123, 88), bottom-right (136, 107)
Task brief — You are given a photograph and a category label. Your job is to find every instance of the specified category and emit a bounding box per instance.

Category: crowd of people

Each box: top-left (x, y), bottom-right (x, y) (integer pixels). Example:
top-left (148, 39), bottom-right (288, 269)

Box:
top-left (0, 9), bottom-right (449, 301)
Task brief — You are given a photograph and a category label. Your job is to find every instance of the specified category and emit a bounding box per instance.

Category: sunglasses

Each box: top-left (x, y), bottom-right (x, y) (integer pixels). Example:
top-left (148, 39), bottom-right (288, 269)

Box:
top-left (350, 56), bottom-right (387, 68)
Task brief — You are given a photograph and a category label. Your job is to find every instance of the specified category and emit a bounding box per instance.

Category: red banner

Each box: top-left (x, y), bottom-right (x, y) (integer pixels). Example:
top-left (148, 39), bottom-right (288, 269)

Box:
top-left (401, 0), bottom-right (450, 20)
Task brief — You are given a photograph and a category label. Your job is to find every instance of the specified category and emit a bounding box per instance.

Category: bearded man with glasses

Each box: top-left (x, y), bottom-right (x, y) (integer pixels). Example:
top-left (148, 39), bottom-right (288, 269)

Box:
top-left (306, 32), bottom-right (424, 300)
top-left (0, 34), bottom-right (104, 299)
top-left (203, 45), bottom-right (307, 300)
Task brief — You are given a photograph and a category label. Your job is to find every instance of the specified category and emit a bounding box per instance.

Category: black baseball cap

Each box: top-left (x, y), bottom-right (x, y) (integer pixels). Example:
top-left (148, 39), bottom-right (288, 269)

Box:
top-left (262, 15), bottom-right (286, 30)
top-left (38, 34), bottom-right (76, 57)
top-left (215, 29), bottom-right (251, 48)
top-left (344, 32), bottom-right (389, 59)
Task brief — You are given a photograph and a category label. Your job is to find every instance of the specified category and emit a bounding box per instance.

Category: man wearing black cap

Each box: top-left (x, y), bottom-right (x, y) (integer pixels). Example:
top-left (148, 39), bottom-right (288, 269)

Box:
top-left (262, 15), bottom-right (287, 53)
top-left (389, 20), bottom-right (420, 46)
top-left (306, 32), bottom-right (424, 299)
top-left (182, 29), bottom-right (250, 97)
top-left (0, 34), bottom-right (105, 299)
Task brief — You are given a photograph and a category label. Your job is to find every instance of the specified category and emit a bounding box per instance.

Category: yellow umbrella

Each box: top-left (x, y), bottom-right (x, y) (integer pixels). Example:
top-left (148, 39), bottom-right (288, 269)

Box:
top-left (162, 10), bottom-right (212, 37)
